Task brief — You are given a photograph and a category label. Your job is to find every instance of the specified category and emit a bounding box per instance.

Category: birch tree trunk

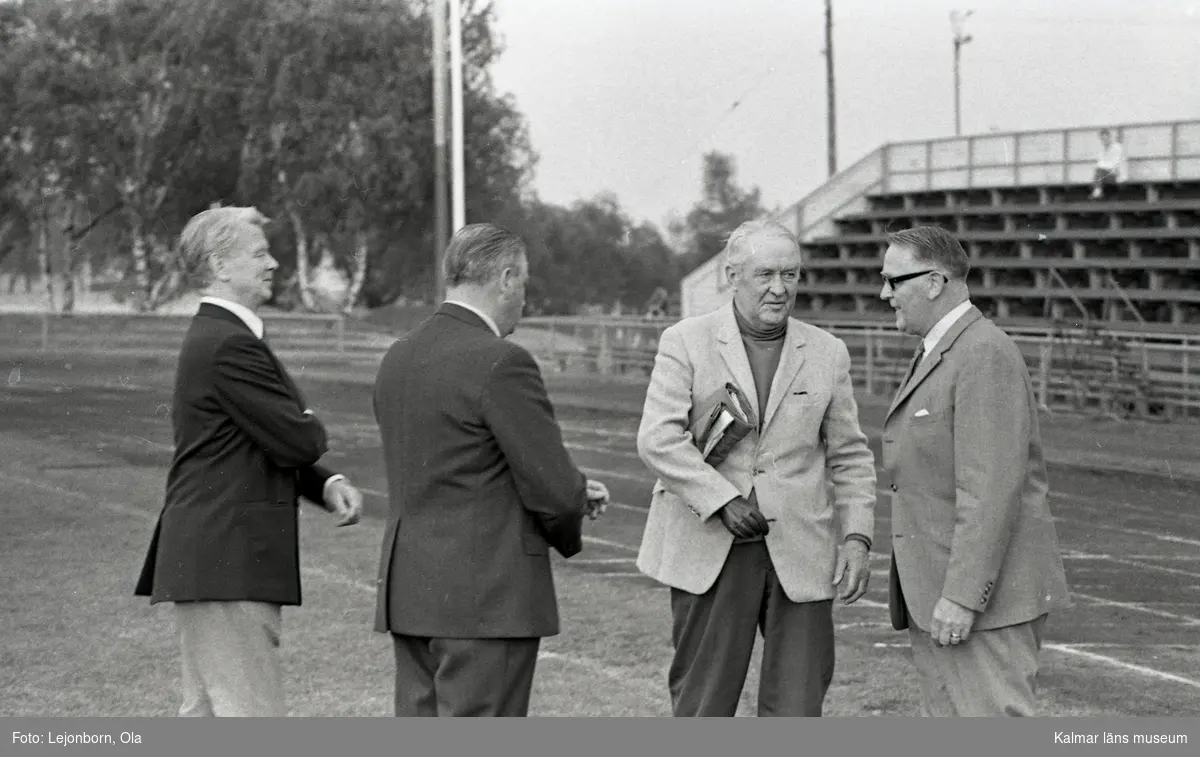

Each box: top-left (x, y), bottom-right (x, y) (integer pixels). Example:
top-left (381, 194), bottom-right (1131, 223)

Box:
top-left (289, 208), bottom-right (316, 310)
top-left (342, 229), bottom-right (369, 313)
top-left (36, 221), bottom-right (57, 313)
top-left (129, 218), bottom-right (150, 311)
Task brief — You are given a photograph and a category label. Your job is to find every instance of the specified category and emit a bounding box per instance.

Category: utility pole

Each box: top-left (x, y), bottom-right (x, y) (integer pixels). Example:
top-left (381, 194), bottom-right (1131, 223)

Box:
top-left (824, 0), bottom-right (836, 177)
top-left (449, 0), bottom-right (466, 232)
top-left (432, 0), bottom-right (448, 302)
top-left (951, 10), bottom-right (974, 137)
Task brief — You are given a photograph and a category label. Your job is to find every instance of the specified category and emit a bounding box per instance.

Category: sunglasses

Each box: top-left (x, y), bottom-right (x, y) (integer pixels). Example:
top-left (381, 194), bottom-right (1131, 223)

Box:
top-left (880, 269), bottom-right (946, 288)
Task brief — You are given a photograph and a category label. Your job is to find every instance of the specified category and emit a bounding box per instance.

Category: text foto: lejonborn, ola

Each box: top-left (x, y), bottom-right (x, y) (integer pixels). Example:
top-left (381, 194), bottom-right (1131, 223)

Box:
top-left (13, 731), bottom-right (143, 746)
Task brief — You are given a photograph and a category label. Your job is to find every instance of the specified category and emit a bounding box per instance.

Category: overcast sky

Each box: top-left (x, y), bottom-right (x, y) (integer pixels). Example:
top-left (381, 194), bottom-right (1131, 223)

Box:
top-left (489, 0), bottom-right (1200, 229)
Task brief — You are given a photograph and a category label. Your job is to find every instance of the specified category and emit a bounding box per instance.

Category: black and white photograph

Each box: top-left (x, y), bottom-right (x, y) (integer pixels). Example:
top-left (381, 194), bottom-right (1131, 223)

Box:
top-left (1, 0), bottom-right (1199, 736)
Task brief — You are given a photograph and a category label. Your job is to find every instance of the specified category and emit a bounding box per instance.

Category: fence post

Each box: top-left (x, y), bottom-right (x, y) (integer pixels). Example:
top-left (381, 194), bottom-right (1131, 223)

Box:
top-left (865, 331), bottom-right (876, 395)
top-left (597, 324), bottom-right (612, 376)
top-left (1038, 342), bottom-right (1052, 411)
top-left (1184, 339), bottom-right (1192, 419)
top-left (40, 312), bottom-right (50, 352)
top-left (336, 315), bottom-right (345, 354)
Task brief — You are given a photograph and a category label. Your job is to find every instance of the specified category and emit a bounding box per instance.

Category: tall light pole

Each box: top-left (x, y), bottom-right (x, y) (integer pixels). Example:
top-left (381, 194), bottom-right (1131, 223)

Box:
top-left (449, 0), bottom-right (466, 232)
top-left (951, 10), bottom-right (974, 137)
top-left (432, 0), bottom-right (448, 302)
top-left (824, 0), bottom-right (836, 177)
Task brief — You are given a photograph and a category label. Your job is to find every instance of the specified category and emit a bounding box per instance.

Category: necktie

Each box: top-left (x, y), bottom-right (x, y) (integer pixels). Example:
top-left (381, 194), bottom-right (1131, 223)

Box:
top-left (900, 343), bottom-right (925, 391)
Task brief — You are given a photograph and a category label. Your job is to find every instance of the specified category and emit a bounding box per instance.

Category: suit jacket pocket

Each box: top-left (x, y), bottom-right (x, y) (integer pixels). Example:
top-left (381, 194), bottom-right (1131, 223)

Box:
top-left (522, 526), bottom-right (549, 555)
top-left (790, 390), bottom-right (829, 406)
top-left (239, 501), bottom-right (296, 564)
top-left (909, 408), bottom-right (945, 422)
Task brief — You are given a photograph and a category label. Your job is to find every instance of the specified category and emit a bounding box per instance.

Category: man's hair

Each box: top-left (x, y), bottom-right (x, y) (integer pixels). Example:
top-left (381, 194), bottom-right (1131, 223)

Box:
top-left (443, 223), bottom-right (526, 287)
top-left (885, 226), bottom-right (970, 281)
top-left (179, 206), bottom-right (270, 288)
top-left (723, 218), bottom-right (800, 271)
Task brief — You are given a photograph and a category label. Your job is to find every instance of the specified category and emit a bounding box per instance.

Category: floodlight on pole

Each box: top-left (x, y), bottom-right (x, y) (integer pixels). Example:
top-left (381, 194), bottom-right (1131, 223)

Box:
top-left (432, 0), bottom-right (448, 302)
top-left (449, 0), bottom-right (466, 232)
top-left (951, 10), bottom-right (974, 137)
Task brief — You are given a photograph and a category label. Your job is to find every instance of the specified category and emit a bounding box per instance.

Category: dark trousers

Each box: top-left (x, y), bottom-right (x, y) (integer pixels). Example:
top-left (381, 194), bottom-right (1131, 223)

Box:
top-left (668, 541), bottom-right (835, 717)
top-left (391, 634), bottom-right (541, 717)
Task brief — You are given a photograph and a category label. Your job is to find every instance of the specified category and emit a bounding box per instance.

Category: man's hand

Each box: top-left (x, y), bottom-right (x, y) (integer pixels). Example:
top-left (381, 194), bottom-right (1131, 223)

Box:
top-left (930, 597), bottom-right (977, 647)
top-left (585, 479), bottom-right (609, 520)
top-left (832, 539), bottom-right (870, 604)
top-left (325, 478), bottom-right (362, 527)
top-left (717, 497), bottom-right (770, 540)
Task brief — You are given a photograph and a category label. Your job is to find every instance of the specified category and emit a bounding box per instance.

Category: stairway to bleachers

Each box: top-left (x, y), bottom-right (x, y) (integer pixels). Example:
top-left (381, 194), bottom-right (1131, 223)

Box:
top-left (795, 179), bottom-right (1200, 329)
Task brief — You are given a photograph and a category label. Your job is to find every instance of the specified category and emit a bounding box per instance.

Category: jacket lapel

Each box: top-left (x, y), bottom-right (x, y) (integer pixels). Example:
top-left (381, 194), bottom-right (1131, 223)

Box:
top-left (264, 343), bottom-right (307, 408)
top-left (760, 321), bottom-right (806, 433)
top-left (198, 304), bottom-right (308, 407)
top-left (886, 307), bottom-right (983, 421)
top-left (715, 303), bottom-right (759, 417)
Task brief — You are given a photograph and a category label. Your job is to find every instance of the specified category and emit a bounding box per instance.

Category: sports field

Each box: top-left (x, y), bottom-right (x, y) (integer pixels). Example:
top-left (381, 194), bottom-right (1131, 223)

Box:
top-left (2, 347), bottom-right (1199, 717)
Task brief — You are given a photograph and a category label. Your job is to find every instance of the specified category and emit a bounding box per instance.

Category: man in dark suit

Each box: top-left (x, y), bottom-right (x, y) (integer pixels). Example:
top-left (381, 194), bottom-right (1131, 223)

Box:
top-left (372, 222), bottom-right (609, 717)
top-left (135, 206), bottom-right (363, 717)
top-left (879, 226), bottom-right (1071, 716)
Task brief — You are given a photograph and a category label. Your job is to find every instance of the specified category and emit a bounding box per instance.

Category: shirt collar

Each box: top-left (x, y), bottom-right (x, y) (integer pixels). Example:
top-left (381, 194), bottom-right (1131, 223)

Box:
top-left (922, 300), bottom-right (973, 358)
top-left (444, 299), bottom-right (501, 338)
top-left (201, 296), bottom-right (265, 339)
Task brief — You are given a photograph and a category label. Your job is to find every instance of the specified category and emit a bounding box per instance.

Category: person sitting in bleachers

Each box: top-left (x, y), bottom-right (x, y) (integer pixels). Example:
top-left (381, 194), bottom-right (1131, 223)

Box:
top-left (1090, 128), bottom-right (1126, 199)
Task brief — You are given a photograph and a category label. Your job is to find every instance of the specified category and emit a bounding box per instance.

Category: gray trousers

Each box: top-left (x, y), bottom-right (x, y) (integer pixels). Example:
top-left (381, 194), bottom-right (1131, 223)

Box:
top-left (668, 541), bottom-right (835, 717)
top-left (908, 613), bottom-right (1048, 717)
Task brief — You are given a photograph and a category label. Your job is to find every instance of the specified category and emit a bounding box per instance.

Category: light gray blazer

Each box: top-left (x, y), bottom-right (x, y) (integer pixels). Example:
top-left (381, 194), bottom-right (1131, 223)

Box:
top-left (883, 306), bottom-right (1072, 632)
top-left (636, 302), bottom-right (876, 602)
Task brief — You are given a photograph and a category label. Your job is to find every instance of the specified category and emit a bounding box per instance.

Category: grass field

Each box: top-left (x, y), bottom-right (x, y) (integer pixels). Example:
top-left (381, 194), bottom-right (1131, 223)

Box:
top-left (2, 348), bottom-right (1199, 717)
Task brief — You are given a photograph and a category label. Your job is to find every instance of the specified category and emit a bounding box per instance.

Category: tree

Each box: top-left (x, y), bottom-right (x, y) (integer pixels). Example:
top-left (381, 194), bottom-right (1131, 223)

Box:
top-left (0, 0), bottom-right (542, 314)
top-left (512, 194), bottom-right (679, 315)
top-left (678, 150), bottom-right (765, 273)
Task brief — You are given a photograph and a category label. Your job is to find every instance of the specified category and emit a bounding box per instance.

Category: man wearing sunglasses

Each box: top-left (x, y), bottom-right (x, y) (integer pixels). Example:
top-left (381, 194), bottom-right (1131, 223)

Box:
top-left (878, 226), bottom-right (1070, 716)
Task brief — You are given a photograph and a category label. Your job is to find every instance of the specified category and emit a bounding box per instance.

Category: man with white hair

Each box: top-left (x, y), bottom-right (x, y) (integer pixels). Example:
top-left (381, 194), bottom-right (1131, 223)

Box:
top-left (135, 205), bottom-right (363, 717)
top-left (636, 218), bottom-right (877, 716)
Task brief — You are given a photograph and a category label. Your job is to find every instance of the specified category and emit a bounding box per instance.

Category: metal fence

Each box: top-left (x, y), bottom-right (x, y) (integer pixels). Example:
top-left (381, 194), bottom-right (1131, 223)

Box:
top-left (1, 311), bottom-right (368, 357)
top-left (775, 118), bottom-right (1200, 244)
top-left (519, 315), bottom-right (1200, 421)
top-left (6, 310), bottom-right (1198, 420)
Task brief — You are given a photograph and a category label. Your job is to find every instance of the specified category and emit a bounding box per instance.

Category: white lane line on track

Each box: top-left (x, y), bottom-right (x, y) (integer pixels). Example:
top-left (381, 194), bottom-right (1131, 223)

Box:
top-left (1069, 591), bottom-right (1200, 626)
top-left (12, 470), bottom-right (1199, 696)
top-left (0, 472), bottom-right (646, 683)
top-left (1045, 644), bottom-right (1200, 691)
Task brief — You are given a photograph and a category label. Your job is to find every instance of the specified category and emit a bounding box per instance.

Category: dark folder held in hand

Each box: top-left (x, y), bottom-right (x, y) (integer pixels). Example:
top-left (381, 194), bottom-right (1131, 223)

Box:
top-left (690, 382), bottom-right (757, 466)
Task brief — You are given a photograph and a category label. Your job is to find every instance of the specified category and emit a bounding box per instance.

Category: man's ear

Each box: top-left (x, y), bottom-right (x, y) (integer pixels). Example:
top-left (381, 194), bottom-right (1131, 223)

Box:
top-left (926, 274), bottom-right (946, 300)
top-left (209, 253), bottom-right (229, 282)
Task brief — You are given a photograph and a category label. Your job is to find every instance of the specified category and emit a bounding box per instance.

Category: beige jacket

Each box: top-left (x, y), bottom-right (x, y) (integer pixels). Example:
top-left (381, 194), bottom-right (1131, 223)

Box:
top-left (636, 302), bottom-right (877, 601)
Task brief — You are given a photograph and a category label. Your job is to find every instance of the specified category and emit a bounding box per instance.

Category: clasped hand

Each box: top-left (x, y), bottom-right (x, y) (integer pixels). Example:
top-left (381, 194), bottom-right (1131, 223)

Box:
top-left (325, 479), bottom-right (363, 527)
top-left (585, 479), bottom-right (609, 520)
top-left (717, 497), bottom-right (770, 540)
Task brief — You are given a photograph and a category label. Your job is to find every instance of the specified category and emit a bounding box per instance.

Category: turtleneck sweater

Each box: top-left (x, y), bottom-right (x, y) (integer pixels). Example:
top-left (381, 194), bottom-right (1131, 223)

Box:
top-left (733, 304), bottom-right (786, 422)
top-left (730, 305), bottom-right (786, 543)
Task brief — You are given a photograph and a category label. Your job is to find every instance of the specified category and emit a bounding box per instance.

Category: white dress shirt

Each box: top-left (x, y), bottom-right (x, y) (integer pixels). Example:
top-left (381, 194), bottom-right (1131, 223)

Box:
top-left (444, 299), bottom-right (502, 337)
top-left (200, 296), bottom-right (264, 339)
top-left (921, 300), bottom-right (974, 362)
top-left (199, 296), bottom-right (346, 498)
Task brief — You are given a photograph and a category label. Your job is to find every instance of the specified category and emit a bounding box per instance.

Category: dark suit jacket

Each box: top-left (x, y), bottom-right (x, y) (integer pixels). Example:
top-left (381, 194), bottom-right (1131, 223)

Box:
top-left (372, 304), bottom-right (587, 638)
top-left (135, 303), bottom-right (334, 606)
